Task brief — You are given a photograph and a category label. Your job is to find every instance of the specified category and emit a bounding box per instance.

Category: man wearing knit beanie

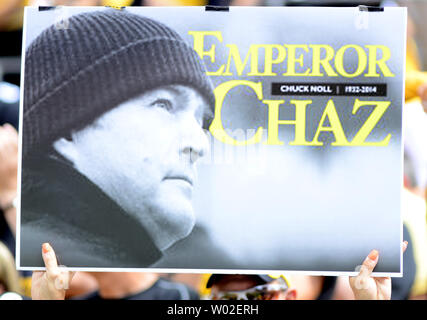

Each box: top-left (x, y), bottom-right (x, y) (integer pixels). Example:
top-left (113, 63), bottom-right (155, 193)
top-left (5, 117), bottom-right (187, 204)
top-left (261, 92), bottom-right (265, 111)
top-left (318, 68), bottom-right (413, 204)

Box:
top-left (20, 9), bottom-right (216, 268)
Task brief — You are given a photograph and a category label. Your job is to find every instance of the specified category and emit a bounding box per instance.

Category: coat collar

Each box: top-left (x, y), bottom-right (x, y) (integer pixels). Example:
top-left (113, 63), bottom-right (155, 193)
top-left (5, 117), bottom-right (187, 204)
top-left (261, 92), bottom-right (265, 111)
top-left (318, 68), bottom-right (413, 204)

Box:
top-left (20, 151), bottom-right (162, 268)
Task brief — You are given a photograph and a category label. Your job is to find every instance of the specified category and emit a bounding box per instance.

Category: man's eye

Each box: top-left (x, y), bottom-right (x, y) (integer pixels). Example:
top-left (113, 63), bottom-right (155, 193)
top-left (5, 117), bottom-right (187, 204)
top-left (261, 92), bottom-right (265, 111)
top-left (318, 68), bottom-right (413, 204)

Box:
top-left (151, 99), bottom-right (173, 112)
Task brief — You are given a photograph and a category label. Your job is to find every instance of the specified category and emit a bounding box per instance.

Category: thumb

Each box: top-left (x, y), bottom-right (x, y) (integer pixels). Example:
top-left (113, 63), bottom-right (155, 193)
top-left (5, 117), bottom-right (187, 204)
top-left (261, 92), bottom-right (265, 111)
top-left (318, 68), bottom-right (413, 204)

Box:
top-left (2, 123), bottom-right (18, 137)
top-left (402, 241), bottom-right (408, 254)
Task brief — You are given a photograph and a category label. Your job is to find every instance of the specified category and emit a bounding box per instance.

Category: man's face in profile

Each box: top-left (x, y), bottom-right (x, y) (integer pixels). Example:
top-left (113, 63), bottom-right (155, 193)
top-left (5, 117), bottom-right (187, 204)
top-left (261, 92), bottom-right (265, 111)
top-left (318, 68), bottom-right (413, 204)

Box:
top-left (54, 84), bottom-right (211, 250)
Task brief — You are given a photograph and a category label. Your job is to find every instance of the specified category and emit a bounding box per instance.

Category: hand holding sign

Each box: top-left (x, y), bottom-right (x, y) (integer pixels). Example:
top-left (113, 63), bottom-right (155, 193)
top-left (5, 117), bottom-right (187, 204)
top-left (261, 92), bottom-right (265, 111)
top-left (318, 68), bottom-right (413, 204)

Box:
top-left (349, 241), bottom-right (408, 300)
top-left (31, 243), bottom-right (75, 300)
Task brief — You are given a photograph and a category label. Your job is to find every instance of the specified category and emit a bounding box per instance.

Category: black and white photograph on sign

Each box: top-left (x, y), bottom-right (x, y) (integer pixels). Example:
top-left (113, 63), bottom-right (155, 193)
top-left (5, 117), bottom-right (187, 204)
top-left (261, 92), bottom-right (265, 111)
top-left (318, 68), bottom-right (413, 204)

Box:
top-left (18, 5), bottom-right (406, 276)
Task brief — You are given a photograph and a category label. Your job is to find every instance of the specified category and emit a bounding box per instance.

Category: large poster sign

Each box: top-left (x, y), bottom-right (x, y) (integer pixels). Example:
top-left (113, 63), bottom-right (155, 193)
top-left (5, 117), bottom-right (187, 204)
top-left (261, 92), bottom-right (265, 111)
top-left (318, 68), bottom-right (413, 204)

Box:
top-left (18, 6), bottom-right (406, 276)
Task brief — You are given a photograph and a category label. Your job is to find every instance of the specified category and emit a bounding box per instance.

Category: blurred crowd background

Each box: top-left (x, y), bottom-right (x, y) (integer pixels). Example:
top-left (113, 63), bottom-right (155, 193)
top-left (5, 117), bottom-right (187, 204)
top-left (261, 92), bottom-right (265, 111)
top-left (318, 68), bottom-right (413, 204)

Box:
top-left (0, 0), bottom-right (426, 300)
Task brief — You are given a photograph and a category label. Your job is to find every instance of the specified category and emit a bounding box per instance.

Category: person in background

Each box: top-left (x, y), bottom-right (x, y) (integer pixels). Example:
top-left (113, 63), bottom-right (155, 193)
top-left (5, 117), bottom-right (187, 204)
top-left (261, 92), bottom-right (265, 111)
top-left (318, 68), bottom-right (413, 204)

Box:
top-left (397, 8), bottom-right (427, 300)
top-left (404, 13), bottom-right (427, 199)
top-left (0, 123), bottom-right (31, 297)
top-left (207, 243), bottom-right (408, 301)
top-left (0, 241), bottom-right (23, 300)
top-left (182, 273), bottom-right (338, 300)
top-left (75, 272), bottom-right (199, 300)
top-left (208, 274), bottom-right (296, 300)
top-left (0, 123), bottom-right (18, 237)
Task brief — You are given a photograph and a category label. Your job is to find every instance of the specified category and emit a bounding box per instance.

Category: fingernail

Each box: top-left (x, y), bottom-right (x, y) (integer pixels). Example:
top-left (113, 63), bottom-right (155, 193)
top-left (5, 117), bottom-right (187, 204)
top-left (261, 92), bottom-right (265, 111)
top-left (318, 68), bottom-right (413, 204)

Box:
top-left (42, 243), bottom-right (50, 254)
top-left (368, 249), bottom-right (379, 261)
top-left (3, 123), bottom-right (13, 131)
top-left (404, 241), bottom-right (408, 247)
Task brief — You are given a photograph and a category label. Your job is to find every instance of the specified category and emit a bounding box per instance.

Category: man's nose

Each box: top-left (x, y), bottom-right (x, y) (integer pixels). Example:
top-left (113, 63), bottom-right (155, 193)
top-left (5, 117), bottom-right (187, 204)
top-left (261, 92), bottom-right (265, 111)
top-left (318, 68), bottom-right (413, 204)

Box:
top-left (179, 116), bottom-right (208, 165)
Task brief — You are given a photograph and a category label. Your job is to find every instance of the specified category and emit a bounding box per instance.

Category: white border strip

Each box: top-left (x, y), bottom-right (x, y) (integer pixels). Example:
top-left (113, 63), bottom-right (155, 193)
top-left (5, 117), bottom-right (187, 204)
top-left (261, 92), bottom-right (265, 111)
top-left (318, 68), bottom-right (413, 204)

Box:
top-left (399, 7), bottom-right (408, 279)
top-left (17, 266), bottom-right (402, 278)
top-left (15, 6), bottom-right (28, 272)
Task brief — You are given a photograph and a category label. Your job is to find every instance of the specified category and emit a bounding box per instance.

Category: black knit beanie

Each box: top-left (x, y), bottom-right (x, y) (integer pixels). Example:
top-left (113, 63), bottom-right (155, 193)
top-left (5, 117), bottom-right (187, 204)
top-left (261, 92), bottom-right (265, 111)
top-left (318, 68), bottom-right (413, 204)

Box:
top-left (23, 9), bottom-right (215, 156)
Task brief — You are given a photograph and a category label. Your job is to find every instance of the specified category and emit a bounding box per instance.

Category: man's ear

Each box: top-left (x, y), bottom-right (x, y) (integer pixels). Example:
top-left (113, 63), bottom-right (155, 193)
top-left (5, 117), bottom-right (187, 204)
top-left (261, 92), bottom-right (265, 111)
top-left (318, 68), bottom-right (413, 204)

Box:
top-left (271, 288), bottom-right (297, 300)
top-left (52, 137), bottom-right (78, 163)
top-left (284, 288), bottom-right (297, 300)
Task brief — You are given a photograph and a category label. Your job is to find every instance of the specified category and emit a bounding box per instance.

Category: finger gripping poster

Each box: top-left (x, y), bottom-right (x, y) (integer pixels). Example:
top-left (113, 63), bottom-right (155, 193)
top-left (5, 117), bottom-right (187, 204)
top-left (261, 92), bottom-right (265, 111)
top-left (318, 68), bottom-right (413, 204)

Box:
top-left (18, 5), bottom-right (406, 276)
